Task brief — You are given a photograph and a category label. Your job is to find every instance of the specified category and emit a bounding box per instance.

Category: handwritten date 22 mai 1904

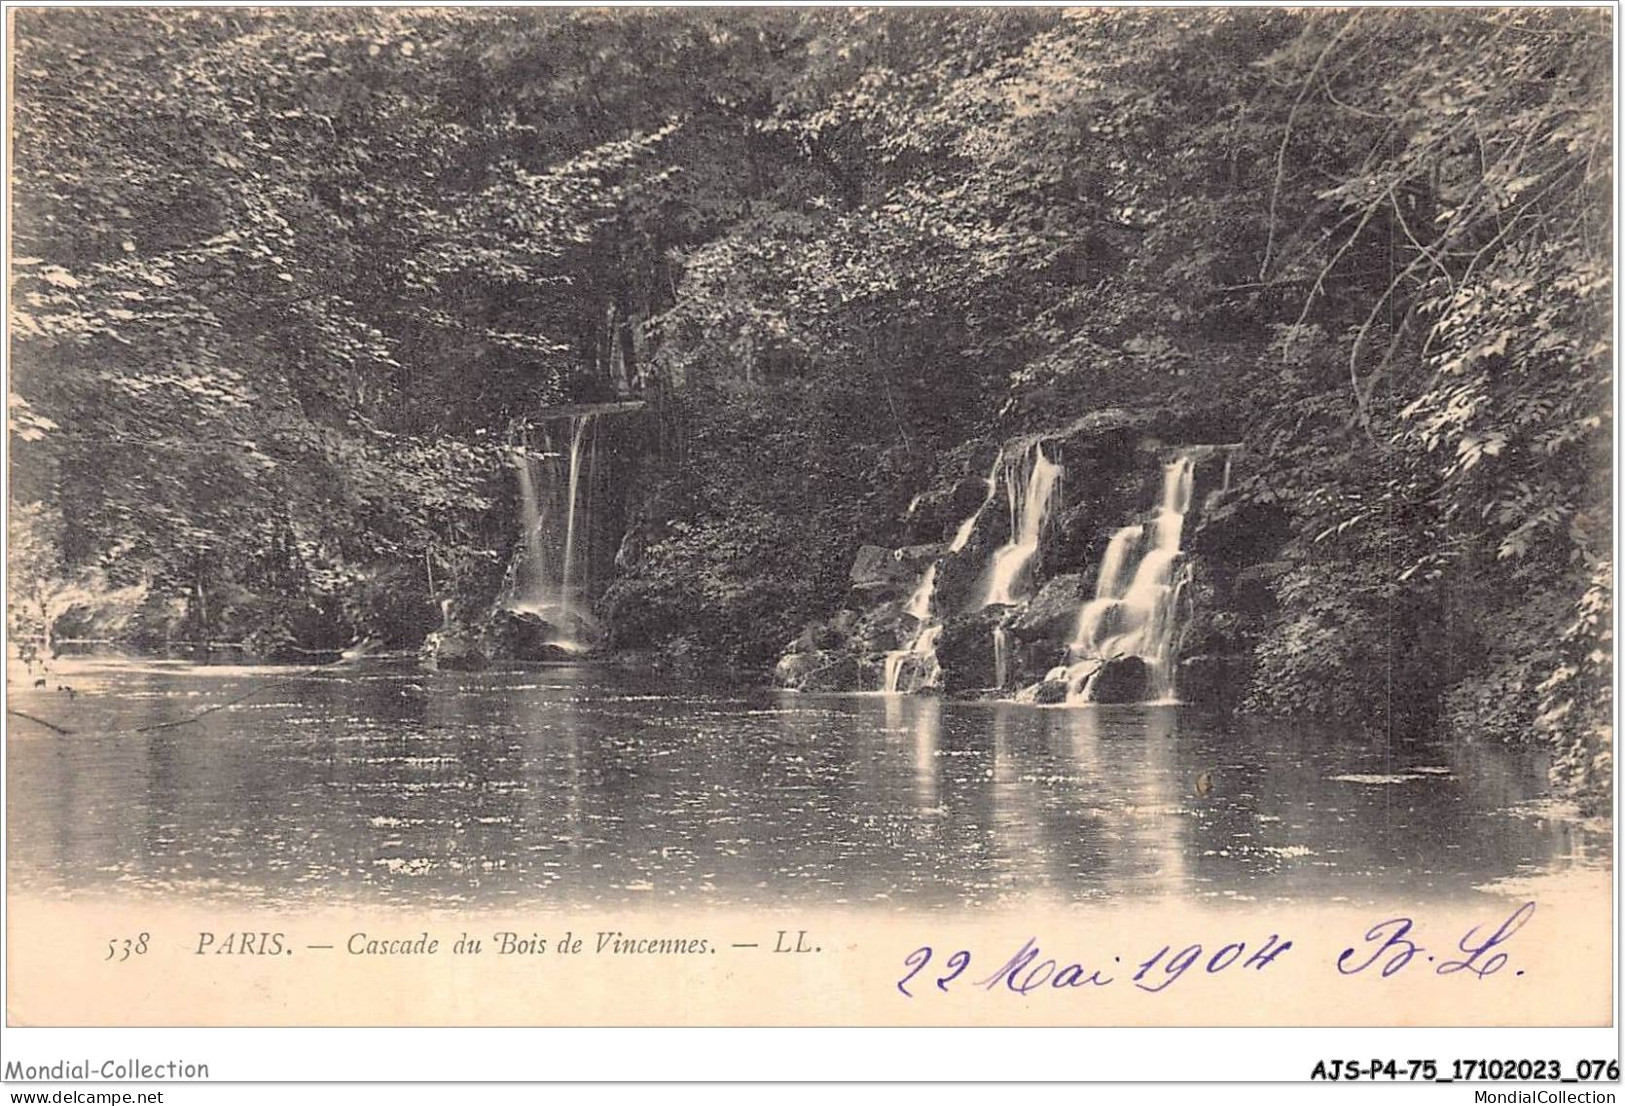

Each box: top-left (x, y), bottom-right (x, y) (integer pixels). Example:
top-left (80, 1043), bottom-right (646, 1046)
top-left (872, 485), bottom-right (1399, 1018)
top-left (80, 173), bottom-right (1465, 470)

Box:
top-left (896, 901), bottom-right (1537, 998)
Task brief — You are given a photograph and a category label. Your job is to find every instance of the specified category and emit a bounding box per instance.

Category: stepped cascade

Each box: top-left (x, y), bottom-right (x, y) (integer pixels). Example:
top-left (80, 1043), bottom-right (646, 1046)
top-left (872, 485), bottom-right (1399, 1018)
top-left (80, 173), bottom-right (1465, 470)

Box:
top-left (883, 440), bottom-right (1063, 694)
top-left (1050, 451), bottom-right (1198, 703)
top-left (975, 440), bottom-right (1063, 692)
top-left (776, 429), bottom-right (1229, 703)
top-left (878, 452), bottom-right (1006, 693)
top-left (981, 442), bottom-right (1063, 606)
top-left (508, 412), bottom-right (602, 652)
top-left (881, 566), bottom-right (943, 694)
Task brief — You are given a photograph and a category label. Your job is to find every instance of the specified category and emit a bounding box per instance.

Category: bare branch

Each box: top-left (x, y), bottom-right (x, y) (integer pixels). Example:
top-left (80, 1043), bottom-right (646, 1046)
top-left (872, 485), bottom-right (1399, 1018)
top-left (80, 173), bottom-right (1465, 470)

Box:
top-left (1260, 13), bottom-right (1362, 281)
top-left (1282, 184), bottom-right (1389, 358)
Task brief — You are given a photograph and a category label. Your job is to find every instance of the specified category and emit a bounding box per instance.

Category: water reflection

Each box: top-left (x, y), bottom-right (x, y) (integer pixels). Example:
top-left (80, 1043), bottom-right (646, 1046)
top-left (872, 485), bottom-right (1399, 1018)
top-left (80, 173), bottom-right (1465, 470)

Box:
top-left (5, 660), bottom-right (1605, 910)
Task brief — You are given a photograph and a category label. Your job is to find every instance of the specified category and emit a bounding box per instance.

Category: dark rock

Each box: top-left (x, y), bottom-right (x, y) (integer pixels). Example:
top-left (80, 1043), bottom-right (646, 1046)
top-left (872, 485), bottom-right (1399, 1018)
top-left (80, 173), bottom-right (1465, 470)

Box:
top-left (896, 470), bottom-right (993, 546)
top-left (1179, 612), bottom-right (1235, 657)
top-left (789, 609), bottom-right (861, 654)
top-left (1158, 405), bottom-right (1249, 446)
top-left (1186, 444), bottom-right (1240, 508)
top-left (898, 542), bottom-right (949, 571)
top-left (1031, 679), bottom-right (1070, 705)
top-left (1016, 640), bottom-right (1073, 687)
top-left (485, 608), bottom-right (601, 661)
top-left (494, 610), bottom-right (553, 660)
top-left (1175, 560), bottom-right (1229, 654)
top-left (1006, 573), bottom-right (1091, 643)
top-left (935, 608), bottom-right (1006, 692)
top-left (1088, 655), bottom-right (1151, 703)
top-left (1045, 471), bottom-right (1159, 573)
top-left (949, 472), bottom-right (996, 516)
top-left (930, 541), bottom-right (990, 614)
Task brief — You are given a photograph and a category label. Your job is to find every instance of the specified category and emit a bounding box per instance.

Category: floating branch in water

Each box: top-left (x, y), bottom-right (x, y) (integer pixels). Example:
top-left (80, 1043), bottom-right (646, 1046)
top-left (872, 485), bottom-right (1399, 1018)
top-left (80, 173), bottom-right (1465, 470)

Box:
top-left (133, 669), bottom-right (331, 733)
top-left (7, 709), bottom-right (73, 735)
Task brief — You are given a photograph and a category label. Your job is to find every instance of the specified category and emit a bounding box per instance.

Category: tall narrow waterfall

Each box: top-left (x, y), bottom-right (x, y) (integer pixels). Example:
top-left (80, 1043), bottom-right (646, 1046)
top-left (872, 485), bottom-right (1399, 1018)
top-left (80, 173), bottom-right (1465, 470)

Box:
top-left (1060, 451), bottom-right (1197, 702)
top-left (982, 443), bottom-right (1063, 606)
top-left (993, 625), bottom-right (1012, 688)
top-left (510, 412), bottom-right (602, 651)
top-left (514, 455), bottom-right (550, 601)
top-left (559, 414), bottom-right (594, 612)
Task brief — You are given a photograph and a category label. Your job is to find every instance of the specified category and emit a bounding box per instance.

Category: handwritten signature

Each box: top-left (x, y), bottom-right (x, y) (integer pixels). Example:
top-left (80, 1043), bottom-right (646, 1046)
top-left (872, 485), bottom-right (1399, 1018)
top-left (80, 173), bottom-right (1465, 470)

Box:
top-left (896, 902), bottom-right (1535, 998)
top-left (1335, 900), bottom-right (1536, 979)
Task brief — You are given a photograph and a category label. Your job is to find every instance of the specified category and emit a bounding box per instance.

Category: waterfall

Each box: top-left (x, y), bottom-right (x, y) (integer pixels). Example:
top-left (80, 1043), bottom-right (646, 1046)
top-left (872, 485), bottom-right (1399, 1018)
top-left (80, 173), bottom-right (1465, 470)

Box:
top-left (950, 452), bottom-right (1003, 553)
top-left (975, 441), bottom-right (1063, 693)
top-left (513, 450), bottom-right (551, 600)
top-left (904, 564), bottom-right (937, 622)
top-left (1059, 451), bottom-right (1198, 703)
top-left (559, 414), bottom-right (593, 610)
top-left (882, 623), bottom-right (943, 695)
top-left (982, 443), bottom-right (1063, 607)
top-left (880, 452), bottom-right (1002, 694)
top-left (882, 565), bottom-right (941, 693)
top-left (509, 412), bottom-right (602, 652)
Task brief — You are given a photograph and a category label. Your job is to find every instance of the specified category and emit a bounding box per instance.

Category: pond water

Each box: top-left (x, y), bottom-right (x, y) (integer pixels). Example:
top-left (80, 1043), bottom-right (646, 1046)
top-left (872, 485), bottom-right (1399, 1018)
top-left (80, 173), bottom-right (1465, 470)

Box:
top-left (5, 658), bottom-right (1606, 911)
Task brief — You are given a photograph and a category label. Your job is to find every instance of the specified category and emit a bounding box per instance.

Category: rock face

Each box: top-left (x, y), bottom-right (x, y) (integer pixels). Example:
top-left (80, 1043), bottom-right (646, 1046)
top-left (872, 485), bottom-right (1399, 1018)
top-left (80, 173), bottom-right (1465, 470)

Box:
top-left (847, 545), bottom-right (901, 591)
top-left (930, 541), bottom-right (994, 615)
top-left (773, 649), bottom-right (861, 692)
top-left (1006, 573), bottom-right (1091, 643)
top-left (1088, 656), bottom-right (1151, 703)
top-left (901, 471), bottom-right (1001, 545)
top-left (935, 608), bottom-right (1007, 694)
top-left (787, 609), bottom-right (860, 654)
top-left (849, 543), bottom-right (945, 594)
top-left (852, 600), bottom-right (915, 654)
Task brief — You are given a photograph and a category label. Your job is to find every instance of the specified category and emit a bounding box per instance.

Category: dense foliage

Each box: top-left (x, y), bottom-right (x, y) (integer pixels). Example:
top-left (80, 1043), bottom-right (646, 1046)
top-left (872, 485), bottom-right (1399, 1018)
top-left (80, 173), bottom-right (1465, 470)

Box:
top-left (9, 10), bottom-right (1611, 805)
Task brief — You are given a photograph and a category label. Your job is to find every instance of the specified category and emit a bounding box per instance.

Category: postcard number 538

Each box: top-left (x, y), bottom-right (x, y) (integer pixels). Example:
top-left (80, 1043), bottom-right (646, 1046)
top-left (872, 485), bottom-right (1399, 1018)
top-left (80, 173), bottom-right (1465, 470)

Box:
top-left (105, 933), bottom-right (150, 962)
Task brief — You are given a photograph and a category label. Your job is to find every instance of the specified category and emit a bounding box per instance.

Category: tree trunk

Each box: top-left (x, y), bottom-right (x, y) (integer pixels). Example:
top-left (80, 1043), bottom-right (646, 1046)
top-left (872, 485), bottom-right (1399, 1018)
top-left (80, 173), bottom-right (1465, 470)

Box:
top-left (616, 289), bottom-right (637, 393)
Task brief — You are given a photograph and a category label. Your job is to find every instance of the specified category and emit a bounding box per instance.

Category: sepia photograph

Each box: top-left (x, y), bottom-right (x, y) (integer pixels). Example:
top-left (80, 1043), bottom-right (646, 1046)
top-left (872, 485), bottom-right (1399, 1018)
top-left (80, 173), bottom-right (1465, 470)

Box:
top-left (2, 0), bottom-right (1616, 1083)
